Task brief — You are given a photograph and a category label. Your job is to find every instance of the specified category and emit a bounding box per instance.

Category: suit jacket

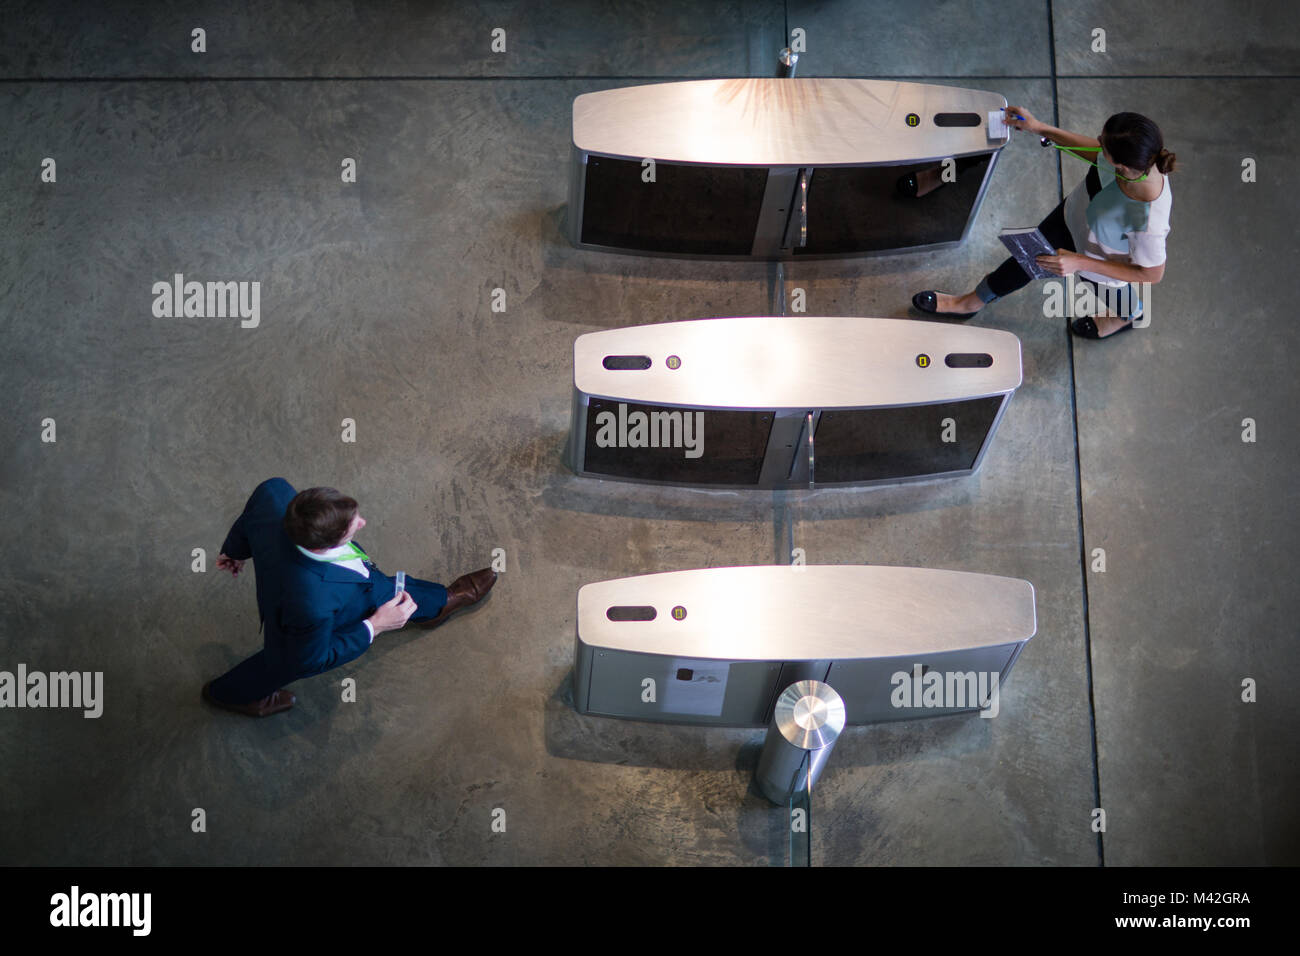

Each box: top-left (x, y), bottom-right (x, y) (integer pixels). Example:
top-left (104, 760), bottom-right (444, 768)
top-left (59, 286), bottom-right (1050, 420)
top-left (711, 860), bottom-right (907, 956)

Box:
top-left (220, 477), bottom-right (383, 680)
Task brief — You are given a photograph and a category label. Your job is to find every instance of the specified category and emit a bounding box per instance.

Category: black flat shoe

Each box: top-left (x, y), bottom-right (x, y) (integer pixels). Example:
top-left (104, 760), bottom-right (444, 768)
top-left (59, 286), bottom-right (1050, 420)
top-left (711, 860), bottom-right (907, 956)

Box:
top-left (912, 290), bottom-right (980, 320)
top-left (1070, 315), bottom-right (1134, 339)
top-left (896, 170), bottom-right (950, 199)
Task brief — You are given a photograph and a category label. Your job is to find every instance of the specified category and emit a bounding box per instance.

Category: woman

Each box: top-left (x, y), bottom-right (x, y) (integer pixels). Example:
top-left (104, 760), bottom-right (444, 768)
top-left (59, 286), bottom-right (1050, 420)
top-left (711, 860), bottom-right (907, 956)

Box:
top-left (911, 108), bottom-right (1176, 339)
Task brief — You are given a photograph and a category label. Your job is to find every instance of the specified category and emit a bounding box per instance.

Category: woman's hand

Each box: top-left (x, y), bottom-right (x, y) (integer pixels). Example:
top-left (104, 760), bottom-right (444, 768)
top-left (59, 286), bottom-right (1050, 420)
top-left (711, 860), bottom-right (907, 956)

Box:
top-left (1036, 249), bottom-right (1085, 276)
top-left (1004, 106), bottom-right (1042, 133)
top-left (216, 553), bottom-right (246, 577)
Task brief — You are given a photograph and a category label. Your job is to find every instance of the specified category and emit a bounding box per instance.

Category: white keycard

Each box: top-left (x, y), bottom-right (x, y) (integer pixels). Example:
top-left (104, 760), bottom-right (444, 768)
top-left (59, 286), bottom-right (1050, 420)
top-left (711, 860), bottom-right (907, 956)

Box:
top-left (988, 110), bottom-right (1010, 140)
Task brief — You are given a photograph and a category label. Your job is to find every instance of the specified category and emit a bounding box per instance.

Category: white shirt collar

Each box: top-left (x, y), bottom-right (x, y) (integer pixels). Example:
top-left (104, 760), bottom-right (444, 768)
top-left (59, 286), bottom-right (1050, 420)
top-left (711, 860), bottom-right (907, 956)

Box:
top-left (296, 543), bottom-right (354, 562)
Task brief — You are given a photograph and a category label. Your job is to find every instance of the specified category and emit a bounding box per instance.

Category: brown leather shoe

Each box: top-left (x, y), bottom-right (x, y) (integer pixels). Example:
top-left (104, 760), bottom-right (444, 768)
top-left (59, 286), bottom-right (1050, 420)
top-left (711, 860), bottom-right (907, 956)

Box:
top-left (202, 681), bottom-right (296, 717)
top-left (421, 567), bottom-right (497, 628)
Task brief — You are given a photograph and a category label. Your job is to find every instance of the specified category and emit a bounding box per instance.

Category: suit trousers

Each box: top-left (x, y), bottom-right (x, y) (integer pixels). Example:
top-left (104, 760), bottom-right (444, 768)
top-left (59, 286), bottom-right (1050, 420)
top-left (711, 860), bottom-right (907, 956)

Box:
top-left (208, 572), bottom-right (447, 703)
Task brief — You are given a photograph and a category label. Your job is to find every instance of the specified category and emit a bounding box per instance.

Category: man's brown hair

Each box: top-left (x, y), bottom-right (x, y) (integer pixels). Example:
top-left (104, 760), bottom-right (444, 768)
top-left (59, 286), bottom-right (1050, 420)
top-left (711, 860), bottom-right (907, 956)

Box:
top-left (283, 487), bottom-right (358, 550)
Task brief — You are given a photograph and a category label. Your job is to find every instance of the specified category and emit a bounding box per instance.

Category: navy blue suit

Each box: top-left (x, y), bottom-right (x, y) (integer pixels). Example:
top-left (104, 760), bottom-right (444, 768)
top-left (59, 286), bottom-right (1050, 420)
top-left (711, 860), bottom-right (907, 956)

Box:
top-left (207, 477), bottom-right (448, 704)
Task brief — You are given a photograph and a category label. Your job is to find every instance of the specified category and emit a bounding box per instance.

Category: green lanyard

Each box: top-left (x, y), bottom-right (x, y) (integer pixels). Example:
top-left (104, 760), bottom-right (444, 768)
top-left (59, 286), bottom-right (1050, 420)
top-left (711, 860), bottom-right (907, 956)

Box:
top-left (320, 542), bottom-right (371, 564)
top-left (1047, 142), bottom-right (1149, 183)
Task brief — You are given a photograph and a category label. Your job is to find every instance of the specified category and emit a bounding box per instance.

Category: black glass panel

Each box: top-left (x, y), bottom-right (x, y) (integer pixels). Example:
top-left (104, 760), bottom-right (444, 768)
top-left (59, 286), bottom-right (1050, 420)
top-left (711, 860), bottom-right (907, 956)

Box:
top-left (581, 156), bottom-right (768, 255)
top-left (814, 396), bottom-right (1004, 482)
top-left (945, 352), bottom-right (994, 368)
top-left (603, 355), bottom-right (653, 370)
top-left (582, 400), bottom-right (773, 485)
top-left (607, 606), bottom-right (657, 622)
top-left (796, 154), bottom-right (993, 255)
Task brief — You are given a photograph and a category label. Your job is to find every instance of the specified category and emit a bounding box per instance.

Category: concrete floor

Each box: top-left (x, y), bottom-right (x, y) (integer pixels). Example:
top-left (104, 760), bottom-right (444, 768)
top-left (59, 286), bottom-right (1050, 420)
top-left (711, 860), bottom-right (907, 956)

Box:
top-left (1, 1), bottom-right (1296, 866)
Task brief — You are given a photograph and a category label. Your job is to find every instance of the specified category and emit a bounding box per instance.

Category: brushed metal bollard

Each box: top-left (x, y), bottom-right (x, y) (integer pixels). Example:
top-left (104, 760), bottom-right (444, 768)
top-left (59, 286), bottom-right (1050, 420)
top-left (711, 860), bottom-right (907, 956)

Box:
top-left (778, 47), bottom-right (799, 78)
top-left (755, 680), bottom-right (845, 805)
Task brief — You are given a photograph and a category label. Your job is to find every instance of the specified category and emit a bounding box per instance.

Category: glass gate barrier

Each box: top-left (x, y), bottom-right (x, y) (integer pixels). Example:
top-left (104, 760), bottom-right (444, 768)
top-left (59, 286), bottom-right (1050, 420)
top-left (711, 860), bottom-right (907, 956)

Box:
top-left (568, 78), bottom-right (1010, 260)
top-left (566, 317), bottom-right (1022, 489)
top-left (574, 565), bottom-right (1037, 865)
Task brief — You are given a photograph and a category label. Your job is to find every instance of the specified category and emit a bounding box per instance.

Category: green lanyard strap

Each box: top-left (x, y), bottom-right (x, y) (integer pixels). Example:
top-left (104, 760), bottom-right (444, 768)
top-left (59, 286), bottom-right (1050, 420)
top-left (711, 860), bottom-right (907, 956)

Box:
top-left (320, 542), bottom-right (371, 564)
top-left (1049, 143), bottom-right (1100, 160)
top-left (1046, 142), bottom-right (1149, 183)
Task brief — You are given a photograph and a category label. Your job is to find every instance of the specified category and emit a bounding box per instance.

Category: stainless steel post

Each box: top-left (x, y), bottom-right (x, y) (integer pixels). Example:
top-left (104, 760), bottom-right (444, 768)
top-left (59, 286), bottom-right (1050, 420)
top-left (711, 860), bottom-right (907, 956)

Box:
top-left (755, 680), bottom-right (845, 805)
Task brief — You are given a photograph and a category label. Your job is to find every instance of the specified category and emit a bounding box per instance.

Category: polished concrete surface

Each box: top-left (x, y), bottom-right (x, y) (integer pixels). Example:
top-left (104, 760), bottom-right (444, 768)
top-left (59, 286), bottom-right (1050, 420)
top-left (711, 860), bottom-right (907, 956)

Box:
top-left (0, 1), bottom-right (1295, 866)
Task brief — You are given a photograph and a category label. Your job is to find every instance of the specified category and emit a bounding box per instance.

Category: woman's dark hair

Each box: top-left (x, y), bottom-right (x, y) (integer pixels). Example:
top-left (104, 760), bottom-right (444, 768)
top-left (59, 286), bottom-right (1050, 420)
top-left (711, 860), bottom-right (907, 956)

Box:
top-left (283, 486), bottom-right (358, 549)
top-left (1101, 112), bottom-right (1178, 174)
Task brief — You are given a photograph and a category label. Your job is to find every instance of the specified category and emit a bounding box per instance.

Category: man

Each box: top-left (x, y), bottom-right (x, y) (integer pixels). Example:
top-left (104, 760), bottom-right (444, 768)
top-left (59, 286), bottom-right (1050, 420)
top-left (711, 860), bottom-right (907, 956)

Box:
top-left (201, 477), bottom-right (497, 717)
